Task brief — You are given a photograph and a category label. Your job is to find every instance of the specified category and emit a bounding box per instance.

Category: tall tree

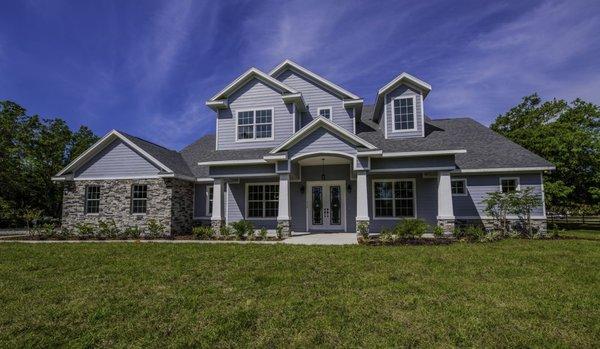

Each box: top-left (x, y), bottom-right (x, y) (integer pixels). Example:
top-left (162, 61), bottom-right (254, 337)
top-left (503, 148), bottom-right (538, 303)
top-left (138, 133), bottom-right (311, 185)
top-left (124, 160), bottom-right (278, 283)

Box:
top-left (491, 94), bottom-right (600, 212)
top-left (0, 101), bottom-right (99, 225)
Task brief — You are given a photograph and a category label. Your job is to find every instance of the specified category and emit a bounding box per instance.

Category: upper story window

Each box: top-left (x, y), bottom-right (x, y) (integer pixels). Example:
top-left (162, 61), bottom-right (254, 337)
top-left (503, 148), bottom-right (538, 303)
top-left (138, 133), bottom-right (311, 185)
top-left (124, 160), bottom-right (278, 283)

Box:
top-left (131, 184), bottom-right (148, 214)
top-left (393, 96), bottom-right (416, 131)
top-left (85, 185), bottom-right (100, 214)
top-left (451, 179), bottom-right (467, 196)
top-left (317, 107), bottom-right (332, 119)
top-left (236, 108), bottom-right (274, 141)
top-left (500, 177), bottom-right (520, 193)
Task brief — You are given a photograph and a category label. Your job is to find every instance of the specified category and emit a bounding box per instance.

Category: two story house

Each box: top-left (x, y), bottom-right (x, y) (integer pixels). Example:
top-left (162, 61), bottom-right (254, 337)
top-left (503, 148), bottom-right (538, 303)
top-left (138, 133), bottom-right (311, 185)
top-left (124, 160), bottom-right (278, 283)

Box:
top-left (52, 60), bottom-right (554, 238)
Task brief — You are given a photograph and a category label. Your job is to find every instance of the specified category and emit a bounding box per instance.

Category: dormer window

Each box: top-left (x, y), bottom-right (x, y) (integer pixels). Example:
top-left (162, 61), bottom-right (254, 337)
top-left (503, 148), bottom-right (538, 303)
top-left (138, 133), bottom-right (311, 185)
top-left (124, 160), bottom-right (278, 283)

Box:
top-left (317, 107), bottom-right (332, 119)
top-left (236, 108), bottom-right (274, 141)
top-left (393, 96), bottom-right (416, 131)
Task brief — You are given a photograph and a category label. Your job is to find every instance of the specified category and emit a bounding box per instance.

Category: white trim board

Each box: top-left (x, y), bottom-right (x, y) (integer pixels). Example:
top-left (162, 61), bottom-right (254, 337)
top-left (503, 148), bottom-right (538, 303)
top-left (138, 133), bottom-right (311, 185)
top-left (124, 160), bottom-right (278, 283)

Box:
top-left (208, 67), bottom-right (297, 102)
top-left (454, 167), bottom-right (555, 174)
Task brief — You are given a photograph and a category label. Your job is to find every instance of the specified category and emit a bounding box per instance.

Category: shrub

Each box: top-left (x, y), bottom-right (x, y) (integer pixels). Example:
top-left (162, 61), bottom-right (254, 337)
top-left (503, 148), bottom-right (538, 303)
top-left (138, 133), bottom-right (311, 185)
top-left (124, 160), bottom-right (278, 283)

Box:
top-left (463, 225), bottom-right (486, 241)
top-left (259, 227), bottom-right (268, 240)
top-left (74, 222), bottom-right (94, 239)
top-left (379, 229), bottom-right (394, 244)
top-left (432, 225), bottom-right (444, 238)
top-left (276, 223), bottom-right (284, 240)
top-left (219, 225), bottom-right (231, 238)
top-left (22, 208), bottom-right (42, 235)
top-left (393, 219), bottom-right (428, 238)
top-left (98, 219), bottom-right (119, 239)
top-left (357, 221), bottom-right (369, 242)
top-left (146, 219), bottom-right (166, 238)
top-left (56, 227), bottom-right (72, 240)
top-left (38, 223), bottom-right (56, 239)
top-left (230, 220), bottom-right (253, 240)
top-left (123, 225), bottom-right (141, 239)
top-left (193, 226), bottom-right (214, 240)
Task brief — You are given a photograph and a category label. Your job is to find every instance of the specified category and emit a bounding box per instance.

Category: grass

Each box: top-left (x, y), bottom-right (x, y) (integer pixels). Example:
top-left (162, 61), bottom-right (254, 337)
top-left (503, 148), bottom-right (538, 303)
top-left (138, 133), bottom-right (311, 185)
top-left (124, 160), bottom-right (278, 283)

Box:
top-left (0, 231), bottom-right (599, 347)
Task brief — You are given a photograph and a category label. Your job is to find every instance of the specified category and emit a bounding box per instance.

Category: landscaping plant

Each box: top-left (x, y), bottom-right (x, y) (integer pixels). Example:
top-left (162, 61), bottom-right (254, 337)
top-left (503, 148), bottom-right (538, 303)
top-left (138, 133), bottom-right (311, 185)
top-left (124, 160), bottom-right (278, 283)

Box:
top-left (74, 222), bottom-right (94, 239)
top-left (193, 226), bottom-right (214, 240)
top-left (123, 226), bottom-right (141, 239)
top-left (357, 221), bottom-right (369, 243)
top-left (393, 218), bottom-right (428, 238)
top-left (146, 219), bottom-right (165, 238)
top-left (98, 219), bottom-right (119, 239)
top-left (230, 220), bottom-right (253, 240)
top-left (219, 225), bottom-right (231, 239)
top-left (432, 225), bottom-right (444, 238)
top-left (511, 187), bottom-right (543, 237)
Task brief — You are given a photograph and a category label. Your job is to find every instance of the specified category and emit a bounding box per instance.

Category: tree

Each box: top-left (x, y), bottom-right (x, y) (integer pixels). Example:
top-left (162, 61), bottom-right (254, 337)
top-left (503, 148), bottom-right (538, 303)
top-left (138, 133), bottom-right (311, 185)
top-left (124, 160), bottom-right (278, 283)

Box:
top-left (511, 188), bottom-right (543, 237)
top-left (491, 94), bottom-right (600, 213)
top-left (483, 191), bottom-right (515, 234)
top-left (0, 100), bottom-right (99, 226)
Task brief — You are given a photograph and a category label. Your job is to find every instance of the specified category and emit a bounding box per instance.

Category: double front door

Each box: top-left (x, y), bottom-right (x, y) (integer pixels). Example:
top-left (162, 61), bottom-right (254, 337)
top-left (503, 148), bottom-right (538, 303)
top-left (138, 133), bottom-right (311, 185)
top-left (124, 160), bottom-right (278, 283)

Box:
top-left (306, 180), bottom-right (346, 231)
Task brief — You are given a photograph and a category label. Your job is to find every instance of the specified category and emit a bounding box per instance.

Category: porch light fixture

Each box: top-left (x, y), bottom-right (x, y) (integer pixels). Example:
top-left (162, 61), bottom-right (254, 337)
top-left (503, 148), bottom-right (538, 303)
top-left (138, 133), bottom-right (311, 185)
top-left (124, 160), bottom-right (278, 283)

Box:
top-left (321, 158), bottom-right (325, 180)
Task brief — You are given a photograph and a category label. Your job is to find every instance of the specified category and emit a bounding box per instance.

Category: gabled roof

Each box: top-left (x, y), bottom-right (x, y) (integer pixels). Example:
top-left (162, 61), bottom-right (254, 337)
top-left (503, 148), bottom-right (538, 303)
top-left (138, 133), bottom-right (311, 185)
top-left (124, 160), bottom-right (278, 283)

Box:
top-left (207, 67), bottom-right (298, 103)
top-left (269, 116), bottom-right (378, 154)
top-left (269, 59), bottom-right (361, 100)
top-left (54, 130), bottom-right (193, 179)
top-left (372, 72), bottom-right (432, 122)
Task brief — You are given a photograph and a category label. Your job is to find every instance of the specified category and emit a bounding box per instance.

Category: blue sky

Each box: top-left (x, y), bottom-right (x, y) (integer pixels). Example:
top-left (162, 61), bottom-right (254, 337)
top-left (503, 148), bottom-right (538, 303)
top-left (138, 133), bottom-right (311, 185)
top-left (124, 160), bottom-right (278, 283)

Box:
top-left (1, 0), bottom-right (599, 150)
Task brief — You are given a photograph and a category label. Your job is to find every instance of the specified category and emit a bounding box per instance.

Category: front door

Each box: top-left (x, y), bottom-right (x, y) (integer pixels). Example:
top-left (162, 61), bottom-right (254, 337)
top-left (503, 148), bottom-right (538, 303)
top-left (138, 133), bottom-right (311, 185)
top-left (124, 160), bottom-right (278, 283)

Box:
top-left (307, 180), bottom-right (346, 231)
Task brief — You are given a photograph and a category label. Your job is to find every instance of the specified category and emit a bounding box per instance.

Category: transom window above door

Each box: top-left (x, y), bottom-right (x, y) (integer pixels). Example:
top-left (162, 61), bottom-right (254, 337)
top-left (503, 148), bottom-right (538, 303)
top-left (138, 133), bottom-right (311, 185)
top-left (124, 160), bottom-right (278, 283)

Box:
top-left (393, 96), bottom-right (416, 131)
top-left (317, 107), bottom-right (332, 119)
top-left (236, 108), bottom-right (274, 141)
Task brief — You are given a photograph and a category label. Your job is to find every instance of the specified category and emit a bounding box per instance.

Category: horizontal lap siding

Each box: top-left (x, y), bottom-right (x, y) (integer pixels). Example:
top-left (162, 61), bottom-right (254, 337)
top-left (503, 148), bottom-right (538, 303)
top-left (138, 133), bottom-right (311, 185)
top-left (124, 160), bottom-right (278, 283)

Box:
top-left (385, 84), bottom-right (423, 139)
top-left (368, 174), bottom-right (438, 232)
top-left (288, 128), bottom-right (357, 159)
top-left (226, 178), bottom-right (278, 229)
top-left (209, 164), bottom-right (276, 177)
top-left (217, 78), bottom-right (293, 150)
top-left (276, 70), bottom-right (355, 133)
top-left (74, 140), bottom-right (160, 179)
top-left (371, 156), bottom-right (455, 171)
top-left (452, 173), bottom-right (545, 218)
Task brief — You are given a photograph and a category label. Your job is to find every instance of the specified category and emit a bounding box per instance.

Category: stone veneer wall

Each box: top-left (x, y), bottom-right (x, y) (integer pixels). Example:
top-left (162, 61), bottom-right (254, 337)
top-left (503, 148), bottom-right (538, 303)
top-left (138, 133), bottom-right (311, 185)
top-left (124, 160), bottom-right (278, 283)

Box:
top-left (456, 218), bottom-right (547, 234)
top-left (62, 178), bottom-right (194, 235)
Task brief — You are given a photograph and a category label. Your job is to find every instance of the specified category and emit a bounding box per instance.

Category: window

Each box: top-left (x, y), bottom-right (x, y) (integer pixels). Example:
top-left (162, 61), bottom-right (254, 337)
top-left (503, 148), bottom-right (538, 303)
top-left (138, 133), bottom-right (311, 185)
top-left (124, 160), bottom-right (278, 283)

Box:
top-left (206, 186), bottom-right (214, 216)
top-left (373, 180), bottom-right (415, 218)
top-left (393, 96), bottom-right (415, 131)
top-left (131, 184), bottom-right (148, 214)
top-left (451, 179), bottom-right (467, 196)
top-left (236, 108), bottom-right (273, 141)
top-left (247, 184), bottom-right (279, 218)
top-left (500, 177), bottom-right (519, 193)
top-left (85, 185), bottom-right (100, 214)
top-left (317, 107), bottom-right (332, 119)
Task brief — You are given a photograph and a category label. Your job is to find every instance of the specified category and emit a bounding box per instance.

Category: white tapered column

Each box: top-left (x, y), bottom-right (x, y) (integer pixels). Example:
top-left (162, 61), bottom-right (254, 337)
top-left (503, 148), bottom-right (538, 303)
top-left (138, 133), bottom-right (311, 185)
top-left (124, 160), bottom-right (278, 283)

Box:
top-left (210, 179), bottom-right (224, 234)
top-left (356, 171), bottom-right (369, 221)
top-left (277, 174), bottom-right (291, 237)
top-left (437, 171), bottom-right (455, 232)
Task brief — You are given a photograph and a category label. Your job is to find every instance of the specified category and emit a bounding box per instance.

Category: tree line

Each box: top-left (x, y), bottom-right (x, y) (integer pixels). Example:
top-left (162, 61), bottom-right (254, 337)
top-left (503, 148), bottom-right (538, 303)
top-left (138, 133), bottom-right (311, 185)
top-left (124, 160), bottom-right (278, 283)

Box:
top-left (1, 101), bottom-right (98, 227)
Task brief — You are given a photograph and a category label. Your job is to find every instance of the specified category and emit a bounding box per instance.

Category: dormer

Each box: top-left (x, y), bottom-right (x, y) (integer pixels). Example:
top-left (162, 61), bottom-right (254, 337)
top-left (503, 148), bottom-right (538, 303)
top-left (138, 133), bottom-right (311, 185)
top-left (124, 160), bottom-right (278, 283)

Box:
top-left (270, 60), bottom-right (363, 134)
top-left (372, 72), bottom-right (431, 139)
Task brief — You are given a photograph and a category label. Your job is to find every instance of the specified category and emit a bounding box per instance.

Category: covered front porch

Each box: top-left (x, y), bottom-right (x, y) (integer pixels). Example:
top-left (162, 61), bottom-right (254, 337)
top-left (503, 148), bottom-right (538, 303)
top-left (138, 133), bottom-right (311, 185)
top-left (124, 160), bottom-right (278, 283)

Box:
top-left (206, 152), bottom-right (456, 237)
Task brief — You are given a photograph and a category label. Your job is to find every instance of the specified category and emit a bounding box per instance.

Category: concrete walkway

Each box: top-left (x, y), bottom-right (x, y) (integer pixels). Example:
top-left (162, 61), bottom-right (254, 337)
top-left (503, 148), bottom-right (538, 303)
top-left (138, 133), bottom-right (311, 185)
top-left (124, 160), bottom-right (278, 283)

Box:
top-left (0, 233), bottom-right (359, 246)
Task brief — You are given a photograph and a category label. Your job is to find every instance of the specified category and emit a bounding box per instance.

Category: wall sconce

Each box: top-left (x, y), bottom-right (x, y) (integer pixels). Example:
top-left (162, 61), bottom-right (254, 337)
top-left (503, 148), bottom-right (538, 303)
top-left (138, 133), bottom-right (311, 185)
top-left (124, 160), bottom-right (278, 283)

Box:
top-left (347, 183), bottom-right (352, 193)
top-left (300, 184), bottom-right (305, 194)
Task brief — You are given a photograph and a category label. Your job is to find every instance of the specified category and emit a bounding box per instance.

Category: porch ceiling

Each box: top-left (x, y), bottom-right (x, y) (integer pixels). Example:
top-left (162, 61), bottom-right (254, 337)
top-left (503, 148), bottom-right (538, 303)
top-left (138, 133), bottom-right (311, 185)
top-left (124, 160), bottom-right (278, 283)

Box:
top-left (297, 155), bottom-right (351, 166)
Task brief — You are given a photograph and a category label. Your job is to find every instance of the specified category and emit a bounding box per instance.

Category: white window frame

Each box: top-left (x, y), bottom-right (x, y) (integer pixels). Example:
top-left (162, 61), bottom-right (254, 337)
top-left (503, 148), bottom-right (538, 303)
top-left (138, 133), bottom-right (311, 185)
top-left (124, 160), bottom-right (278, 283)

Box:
top-left (317, 107), bottom-right (332, 120)
top-left (205, 185), bottom-right (214, 216)
top-left (131, 184), bottom-right (148, 215)
top-left (392, 95), bottom-right (417, 132)
top-left (245, 182), bottom-right (279, 220)
top-left (372, 178), bottom-right (417, 219)
top-left (451, 178), bottom-right (468, 196)
top-left (84, 185), bottom-right (100, 215)
top-left (234, 107), bottom-right (275, 142)
top-left (499, 177), bottom-right (520, 193)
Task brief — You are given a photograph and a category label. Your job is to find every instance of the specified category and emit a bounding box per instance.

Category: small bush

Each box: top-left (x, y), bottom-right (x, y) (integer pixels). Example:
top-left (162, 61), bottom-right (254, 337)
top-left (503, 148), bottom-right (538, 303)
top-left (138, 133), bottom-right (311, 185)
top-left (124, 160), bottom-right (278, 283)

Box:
top-left (123, 226), bottom-right (141, 239)
top-left (98, 219), bottom-right (119, 239)
top-left (38, 223), bottom-right (56, 239)
top-left (193, 226), bottom-right (214, 240)
top-left (432, 225), bottom-right (444, 238)
top-left (56, 227), bottom-right (72, 240)
top-left (74, 222), bottom-right (94, 239)
top-left (276, 223), bottom-right (284, 240)
top-left (146, 219), bottom-right (166, 238)
top-left (357, 221), bottom-right (369, 242)
top-left (259, 227), bottom-right (268, 240)
top-left (379, 229), bottom-right (394, 243)
top-left (230, 220), bottom-right (253, 240)
top-left (219, 225), bottom-right (231, 238)
top-left (393, 219), bottom-right (428, 238)
top-left (463, 225), bottom-right (486, 241)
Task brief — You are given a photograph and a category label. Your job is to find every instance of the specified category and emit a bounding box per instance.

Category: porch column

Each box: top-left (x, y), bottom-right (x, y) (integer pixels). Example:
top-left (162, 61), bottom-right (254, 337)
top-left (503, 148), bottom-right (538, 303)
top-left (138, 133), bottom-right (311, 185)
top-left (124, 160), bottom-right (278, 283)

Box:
top-left (356, 170), bottom-right (370, 238)
top-left (210, 178), bottom-right (224, 235)
top-left (437, 171), bottom-right (455, 232)
top-left (277, 173), bottom-right (291, 237)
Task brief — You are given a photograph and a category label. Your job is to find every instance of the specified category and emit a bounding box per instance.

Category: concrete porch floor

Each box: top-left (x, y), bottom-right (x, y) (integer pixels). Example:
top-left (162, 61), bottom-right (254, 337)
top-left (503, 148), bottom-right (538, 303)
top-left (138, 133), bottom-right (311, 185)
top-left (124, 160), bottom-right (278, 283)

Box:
top-left (282, 232), bottom-right (358, 245)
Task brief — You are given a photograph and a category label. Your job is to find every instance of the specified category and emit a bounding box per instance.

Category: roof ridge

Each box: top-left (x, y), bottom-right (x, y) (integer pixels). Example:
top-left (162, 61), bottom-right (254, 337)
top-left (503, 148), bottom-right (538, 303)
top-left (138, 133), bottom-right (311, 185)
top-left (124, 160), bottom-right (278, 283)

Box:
top-left (118, 130), bottom-right (178, 152)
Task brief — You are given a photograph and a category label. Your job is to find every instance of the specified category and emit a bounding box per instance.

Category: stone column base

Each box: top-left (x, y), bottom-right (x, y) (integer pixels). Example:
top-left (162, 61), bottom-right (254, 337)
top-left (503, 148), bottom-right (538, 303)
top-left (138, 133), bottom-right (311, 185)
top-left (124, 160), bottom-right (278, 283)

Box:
top-left (437, 218), bottom-right (455, 233)
top-left (277, 220), bottom-right (291, 238)
top-left (211, 219), bottom-right (224, 236)
top-left (356, 219), bottom-right (370, 243)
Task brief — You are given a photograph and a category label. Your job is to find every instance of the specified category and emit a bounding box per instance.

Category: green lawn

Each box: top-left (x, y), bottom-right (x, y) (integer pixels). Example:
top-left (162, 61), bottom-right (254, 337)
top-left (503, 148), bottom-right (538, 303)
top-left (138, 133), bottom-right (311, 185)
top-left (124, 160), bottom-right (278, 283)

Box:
top-left (1, 233), bottom-right (599, 347)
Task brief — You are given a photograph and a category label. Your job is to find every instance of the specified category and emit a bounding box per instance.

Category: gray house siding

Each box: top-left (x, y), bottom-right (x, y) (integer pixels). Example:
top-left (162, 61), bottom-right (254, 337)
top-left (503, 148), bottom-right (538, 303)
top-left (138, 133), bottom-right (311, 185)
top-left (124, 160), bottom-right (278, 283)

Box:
top-left (216, 78), bottom-right (294, 150)
top-left (367, 173), bottom-right (438, 232)
top-left (384, 84), bottom-right (423, 139)
top-left (209, 164), bottom-right (276, 177)
top-left (74, 139), bottom-right (161, 179)
top-left (452, 173), bottom-right (545, 218)
top-left (370, 155), bottom-right (455, 172)
top-left (226, 177), bottom-right (279, 229)
top-left (288, 128), bottom-right (357, 159)
top-left (275, 69), bottom-right (355, 133)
